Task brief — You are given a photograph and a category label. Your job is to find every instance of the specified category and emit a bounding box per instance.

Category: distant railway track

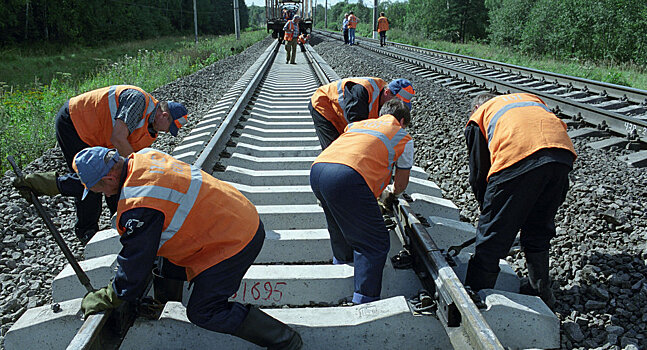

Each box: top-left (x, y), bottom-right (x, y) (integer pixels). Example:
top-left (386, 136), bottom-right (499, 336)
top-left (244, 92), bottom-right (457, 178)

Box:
top-left (6, 38), bottom-right (560, 350)
top-left (315, 30), bottom-right (647, 152)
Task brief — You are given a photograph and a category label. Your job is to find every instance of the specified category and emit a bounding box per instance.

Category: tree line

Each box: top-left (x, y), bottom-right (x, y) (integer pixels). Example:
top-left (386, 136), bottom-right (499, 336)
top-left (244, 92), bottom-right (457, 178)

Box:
top-left (0, 0), bottom-right (249, 46)
top-left (312, 0), bottom-right (647, 65)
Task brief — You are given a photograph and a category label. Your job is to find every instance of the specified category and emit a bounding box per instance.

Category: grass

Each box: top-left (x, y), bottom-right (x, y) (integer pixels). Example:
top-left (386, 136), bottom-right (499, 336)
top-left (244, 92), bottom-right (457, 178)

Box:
top-left (0, 30), bottom-right (267, 173)
top-left (383, 28), bottom-right (647, 91)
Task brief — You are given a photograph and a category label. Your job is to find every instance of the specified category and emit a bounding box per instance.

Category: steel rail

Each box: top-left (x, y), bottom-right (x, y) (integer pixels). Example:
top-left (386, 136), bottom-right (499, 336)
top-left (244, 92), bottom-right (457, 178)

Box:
top-left (315, 30), bottom-right (647, 143)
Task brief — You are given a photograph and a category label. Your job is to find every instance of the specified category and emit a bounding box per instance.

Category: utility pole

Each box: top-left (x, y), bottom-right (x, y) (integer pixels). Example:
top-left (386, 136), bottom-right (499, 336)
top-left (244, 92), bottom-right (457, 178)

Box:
top-left (373, 0), bottom-right (378, 39)
top-left (324, 0), bottom-right (327, 29)
top-left (233, 0), bottom-right (241, 40)
top-left (193, 0), bottom-right (198, 46)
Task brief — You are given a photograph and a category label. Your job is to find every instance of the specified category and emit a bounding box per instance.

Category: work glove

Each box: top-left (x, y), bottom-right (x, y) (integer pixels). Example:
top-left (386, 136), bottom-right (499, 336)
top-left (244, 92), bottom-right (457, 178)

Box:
top-left (378, 184), bottom-right (398, 214)
top-left (81, 283), bottom-right (123, 318)
top-left (13, 171), bottom-right (59, 201)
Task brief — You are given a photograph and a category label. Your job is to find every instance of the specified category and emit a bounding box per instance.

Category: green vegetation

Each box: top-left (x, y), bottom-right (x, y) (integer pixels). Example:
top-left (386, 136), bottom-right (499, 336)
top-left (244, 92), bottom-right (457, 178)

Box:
top-left (0, 31), bottom-right (267, 172)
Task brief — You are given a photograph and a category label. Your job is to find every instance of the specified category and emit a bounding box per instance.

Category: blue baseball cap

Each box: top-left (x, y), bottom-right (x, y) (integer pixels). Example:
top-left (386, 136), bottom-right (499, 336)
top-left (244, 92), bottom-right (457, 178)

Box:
top-left (387, 79), bottom-right (415, 110)
top-left (167, 102), bottom-right (188, 136)
top-left (72, 147), bottom-right (120, 200)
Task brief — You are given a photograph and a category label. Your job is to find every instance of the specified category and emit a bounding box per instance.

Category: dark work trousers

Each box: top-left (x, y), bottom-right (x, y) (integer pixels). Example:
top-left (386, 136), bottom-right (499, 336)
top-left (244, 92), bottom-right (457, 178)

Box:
top-left (308, 101), bottom-right (340, 150)
top-left (186, 220), bottom-right (265, 333)
top-left (55, 101), bottom-right (119, 240)
top-left (472, 163), bottom-right (571, 274)
top-left (343, 29), bottom-right (349, 44)
top-left (310, 163), bottom-right (390, 304)
top-left (379, 31), bottom-right (387, 46)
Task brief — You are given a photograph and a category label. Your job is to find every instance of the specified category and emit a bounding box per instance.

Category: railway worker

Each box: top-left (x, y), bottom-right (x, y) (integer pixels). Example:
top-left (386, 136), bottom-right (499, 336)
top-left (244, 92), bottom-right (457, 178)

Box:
top-left (74, 146), bottom-right (303, 349)
top-left (309, 77), bottom-right (415, 149)
top-left (464, 92), bottom-right (576, 309)
top-left (12, 85), bottom-right (188, 244)
top-left (310, 98), bottom-right (413, 304)
top-left (283, 15), bottom-right (301, 64)
top-left (342, 13), bottom-right (350, 45)
top-left (297, 33), bottom-right (311, 52)
top-left (377, 12), bottom-right (389, 47)
top-left (347, 11), bottom-right (358, 45)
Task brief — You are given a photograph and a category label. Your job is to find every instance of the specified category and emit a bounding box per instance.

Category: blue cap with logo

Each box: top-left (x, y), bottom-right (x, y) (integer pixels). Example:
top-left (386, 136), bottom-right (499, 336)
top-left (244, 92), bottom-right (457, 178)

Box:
top-left (387, 79), bottom-right (415, 110)
top-left (72, 147), bottom-right (120, 200)
top-left (167, 101), bottom-right (188, 136)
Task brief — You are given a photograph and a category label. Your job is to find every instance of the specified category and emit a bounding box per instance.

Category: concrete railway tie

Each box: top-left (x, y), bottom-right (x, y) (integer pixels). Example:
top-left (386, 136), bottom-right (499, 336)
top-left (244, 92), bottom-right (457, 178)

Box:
top-left (6, 41), bottom-right (558, 349)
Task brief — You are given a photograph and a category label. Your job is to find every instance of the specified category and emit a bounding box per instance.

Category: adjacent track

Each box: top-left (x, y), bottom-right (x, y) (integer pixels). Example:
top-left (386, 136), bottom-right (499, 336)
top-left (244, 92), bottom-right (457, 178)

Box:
top-left (315, 30), bottom-right (647, 145)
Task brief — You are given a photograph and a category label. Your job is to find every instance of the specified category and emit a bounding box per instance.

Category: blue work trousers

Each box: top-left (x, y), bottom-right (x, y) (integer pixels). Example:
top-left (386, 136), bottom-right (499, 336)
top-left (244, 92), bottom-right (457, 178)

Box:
top-left (55, 101), bottom-right (118, 239)
top-left (186, 220), bottom-right (266, 334)
top-left (348, 28), bottom-right (356, 45)
top-left (473, 163), bottom-right (571, 273)
top-left (310, 163), bottom-right (390, 304)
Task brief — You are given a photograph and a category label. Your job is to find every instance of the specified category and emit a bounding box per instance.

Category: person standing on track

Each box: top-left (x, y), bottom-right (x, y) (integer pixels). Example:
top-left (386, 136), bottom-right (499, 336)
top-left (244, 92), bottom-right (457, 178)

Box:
top-left (342, 13), bottom-right (350, 45)
top-left (347, 12), bottom-right (358, 45)
top-left (283, 15), bottom-right (301, 64)
top-left (310, 99), bottom-right (414, 305)
top-left (377, 12), bottom-right (389, 47)
top-left (463, 92), bottom-right (576, 309)
top-left (12, 85), bottom-right (188, 244)
top-left (309, 77), bottom-right (415, 149)
top-left (74, 146), bottom-right (303, 349)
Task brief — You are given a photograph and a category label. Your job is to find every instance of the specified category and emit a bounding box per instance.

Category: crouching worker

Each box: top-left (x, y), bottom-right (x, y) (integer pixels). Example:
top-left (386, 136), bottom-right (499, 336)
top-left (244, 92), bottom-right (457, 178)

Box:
top-left (464, 92), bottom-right (576, 309)
top-left (309, 99), bottom-right (414, 304)
top-left (297, 34), bottom-right (310, 52)
top-left (75, 146), bottom-right (302, 349)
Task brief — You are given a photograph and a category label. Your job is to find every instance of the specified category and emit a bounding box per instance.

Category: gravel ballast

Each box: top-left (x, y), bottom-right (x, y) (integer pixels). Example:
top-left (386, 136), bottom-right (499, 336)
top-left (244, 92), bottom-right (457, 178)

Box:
top-left (0, 35), bottom-right (645, 350)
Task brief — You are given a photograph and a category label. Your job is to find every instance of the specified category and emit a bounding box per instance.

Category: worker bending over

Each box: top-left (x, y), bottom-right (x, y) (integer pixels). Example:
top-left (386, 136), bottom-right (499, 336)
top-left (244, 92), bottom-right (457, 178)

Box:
top-left (310, 99), bottom-right (414, 304)
top-left (309, 77), bottom-right (414, 149)
top-left (464, 92), bottom-right (576, 309)
top-left (73, 147), bottom-right (302, 349)
top-left (13, 85), bottom-right (188, 244)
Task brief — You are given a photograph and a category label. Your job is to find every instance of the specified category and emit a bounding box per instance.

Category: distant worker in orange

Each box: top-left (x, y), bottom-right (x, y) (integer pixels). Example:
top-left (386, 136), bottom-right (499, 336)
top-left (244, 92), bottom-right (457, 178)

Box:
top-left (377, 12), bottom-right (389, 47)
top-left (283, 15), bottom-right (301, 64)
top-left (347, 11), bottom-right (358, 45)
top-left (309, 77), bottom-right (415, 149)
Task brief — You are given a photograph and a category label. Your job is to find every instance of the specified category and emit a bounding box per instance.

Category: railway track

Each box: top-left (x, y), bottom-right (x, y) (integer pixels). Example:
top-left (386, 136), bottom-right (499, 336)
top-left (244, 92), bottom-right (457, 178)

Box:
top-left (5, 39), bottom-right (558, 349)
top-left (315, 30), bottom-right (647, 167)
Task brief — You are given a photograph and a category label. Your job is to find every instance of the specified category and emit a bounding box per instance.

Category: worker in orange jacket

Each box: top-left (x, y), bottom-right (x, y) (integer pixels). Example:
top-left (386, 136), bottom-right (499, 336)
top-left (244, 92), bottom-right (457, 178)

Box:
top-left (464, 92), bottom-right (576, 309)
top-left (13, 85), bottom-right (188, 244)
top-left (377, 12), bottom-right (389, 47)
top-left (310, 99), bottom-right (414, 304)
top-left (283, 15), bottom-right (301, 64)
top-left (347, 11), bottom-right (358, 45)
top-left (309, 77), bottom-right (414, 149)
top-left (74, 146), bottom-right (302, 349)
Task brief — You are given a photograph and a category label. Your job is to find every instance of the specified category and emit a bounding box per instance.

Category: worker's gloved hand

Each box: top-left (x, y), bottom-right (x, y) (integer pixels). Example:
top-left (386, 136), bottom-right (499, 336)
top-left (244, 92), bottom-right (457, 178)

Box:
top-left (378, 184), bottom-right (397, 214)
top-left (81, 284), bottom-right (123, 318)
top-left (13, 171), bottom-right (59, 201)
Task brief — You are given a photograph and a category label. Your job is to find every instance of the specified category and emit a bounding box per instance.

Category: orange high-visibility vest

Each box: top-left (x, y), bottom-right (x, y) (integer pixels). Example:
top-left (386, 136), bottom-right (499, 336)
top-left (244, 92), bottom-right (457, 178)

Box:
top-left (313, 115), bottom-right (412, 197)
top-left (116, 149), bottom-right (259, 280)
top-left (297, 34), bottom-right (307, 45)
top-left (69, 85), bottom-right (158, 151)
top-left (348, 15), bottom-right (358, 28)
top-left (468, 93), bottom-right (576, 180)
top-left (310, 77), bottom-right (388, 134)
top-left (283, 20), bottom-right (297, 41)
top-left (377, 16), bottom-right (389, 32)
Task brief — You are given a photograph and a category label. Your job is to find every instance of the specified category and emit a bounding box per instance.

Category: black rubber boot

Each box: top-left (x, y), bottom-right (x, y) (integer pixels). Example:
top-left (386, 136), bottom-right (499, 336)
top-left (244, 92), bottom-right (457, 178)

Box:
top-left (464, 257), bottom-right (499, 292)
top-left (522, 250), bottom-right (556, 309)
top-left (233, 307), bottom-right (302, 350)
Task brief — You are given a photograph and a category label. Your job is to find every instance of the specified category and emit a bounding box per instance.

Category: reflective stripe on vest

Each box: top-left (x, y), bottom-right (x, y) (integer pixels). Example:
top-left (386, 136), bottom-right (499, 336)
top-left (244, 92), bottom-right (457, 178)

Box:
top-left (107, 85), bottom-right (156, 129)
top-left (345, 126), bottom-right (409, 177)
top-left (337, 77), bottom-right (380, 124)
top-left (119, 149), bottom-right (203, 250)
top-left (486, 101), bottom-right (552, 146)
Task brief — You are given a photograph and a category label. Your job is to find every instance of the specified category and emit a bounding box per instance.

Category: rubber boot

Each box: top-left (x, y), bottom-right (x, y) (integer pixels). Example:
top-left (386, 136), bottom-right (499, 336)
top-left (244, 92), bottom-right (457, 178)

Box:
top-left (521, 250), bottom-right (556, 309)
top-left (233, 307), bottom-right (302, 350)
top-left (152, 267), bottom-right (184, 303)
top-left (464, 257), bottom-right (499, 292)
